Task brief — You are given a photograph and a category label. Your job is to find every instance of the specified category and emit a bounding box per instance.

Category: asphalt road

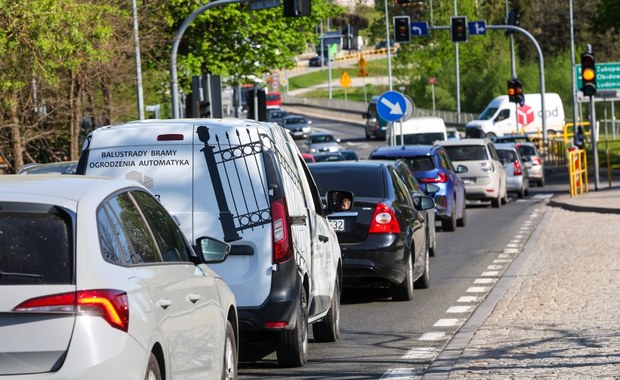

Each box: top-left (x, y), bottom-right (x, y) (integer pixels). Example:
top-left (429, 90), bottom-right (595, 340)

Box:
top-left (237, 115), bottom-right (563, 379)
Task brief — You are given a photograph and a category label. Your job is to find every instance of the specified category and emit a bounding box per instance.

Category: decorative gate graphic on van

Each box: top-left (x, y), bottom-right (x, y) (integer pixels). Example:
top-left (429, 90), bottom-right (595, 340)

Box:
top-left (196, 126), bottom-right (302, 243)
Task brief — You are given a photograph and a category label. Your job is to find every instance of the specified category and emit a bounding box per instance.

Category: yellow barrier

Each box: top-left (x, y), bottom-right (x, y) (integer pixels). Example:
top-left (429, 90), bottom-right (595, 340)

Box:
top-left (606, 147), bottom-right (620, 187)
top-left (568, 148), bottom-right (588, 197)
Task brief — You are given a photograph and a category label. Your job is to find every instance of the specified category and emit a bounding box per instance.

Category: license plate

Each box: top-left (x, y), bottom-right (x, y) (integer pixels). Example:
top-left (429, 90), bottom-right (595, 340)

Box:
top-left (463, 178), bottom-right (475, 185)
top-left (329, 219), bottom-right (345, 231)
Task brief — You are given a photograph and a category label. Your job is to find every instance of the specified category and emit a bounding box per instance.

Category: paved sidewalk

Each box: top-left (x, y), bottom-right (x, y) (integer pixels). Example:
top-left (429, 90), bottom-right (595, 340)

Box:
top-left (424, 184), bottom-right (620, 379)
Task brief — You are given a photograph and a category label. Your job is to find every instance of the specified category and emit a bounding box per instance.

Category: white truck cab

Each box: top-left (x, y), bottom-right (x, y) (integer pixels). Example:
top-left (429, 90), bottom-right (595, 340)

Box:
top-left (387, 116), bottom-right (448, 146)
top-left (465, 93), bottom-right (565, 139)
top-left (77, 118), bottom-right (343, 367)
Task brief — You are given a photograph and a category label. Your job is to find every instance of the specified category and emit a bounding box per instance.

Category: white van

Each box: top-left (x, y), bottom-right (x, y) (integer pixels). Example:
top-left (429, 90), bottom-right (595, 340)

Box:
top-left (465, 93), bottom-right (565, 138)
top-left (77, 118), bottom-right (343, 367)
top-left (387, 116), bottom-right (448, 146)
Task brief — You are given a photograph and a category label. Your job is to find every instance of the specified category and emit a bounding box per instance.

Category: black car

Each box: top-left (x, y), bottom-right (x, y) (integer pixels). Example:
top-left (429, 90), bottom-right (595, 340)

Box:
top-left (308, 55), bottom-right (327, 67)
top-left (308, 161), bottom-right (435, 301)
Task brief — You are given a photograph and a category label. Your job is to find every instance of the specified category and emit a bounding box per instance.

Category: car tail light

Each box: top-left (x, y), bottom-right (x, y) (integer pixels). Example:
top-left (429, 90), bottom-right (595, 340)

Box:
top-left (13, 289), bottom-right (129, 332)
top-left (532, 157), bottom-right (542, 166)
top-left (420, 172), bottom-right (448, 183)
top-left (480, 161), bottom-right (494, 173)
top-left (272, 198), bottom-right (293, 264)
top-left (513, 160), bottom-right (522, 175)
top-left (369, 203), bottom-right (401, 234)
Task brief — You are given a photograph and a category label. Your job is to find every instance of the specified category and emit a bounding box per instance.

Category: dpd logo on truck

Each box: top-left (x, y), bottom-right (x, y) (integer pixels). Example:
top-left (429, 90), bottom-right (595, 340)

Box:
top-left (517, 104), bottom-right (535, 126)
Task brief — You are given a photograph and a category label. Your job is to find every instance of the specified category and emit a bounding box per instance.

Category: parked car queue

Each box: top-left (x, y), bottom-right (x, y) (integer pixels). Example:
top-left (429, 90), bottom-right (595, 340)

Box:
top-left (5, 111), bottom-right (541, 378)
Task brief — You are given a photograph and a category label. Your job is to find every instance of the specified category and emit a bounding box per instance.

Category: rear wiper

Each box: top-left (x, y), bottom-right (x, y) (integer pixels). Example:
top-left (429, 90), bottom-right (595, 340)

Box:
top-left (0, 270), bottom-right (43, 279)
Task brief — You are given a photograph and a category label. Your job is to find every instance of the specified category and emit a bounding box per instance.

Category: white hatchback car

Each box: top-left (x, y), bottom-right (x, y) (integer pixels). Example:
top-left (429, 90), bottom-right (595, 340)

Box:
top-left (439, 138), bottom-right (508, 208)
top-left (0, 175), bottom-right (238, 380)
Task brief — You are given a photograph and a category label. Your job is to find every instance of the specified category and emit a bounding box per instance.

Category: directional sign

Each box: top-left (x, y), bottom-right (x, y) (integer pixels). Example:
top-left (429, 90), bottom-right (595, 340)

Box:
top-left (377, 91), bottom-right (407, 122)
top-left (468, 21), bottom-right (486, 35)
top-left (340, 72), bottom-right (351, 88)
top-left (411, 22), bottom-right (429, 36)
top-left (576, 62), bottom-right (620, 91)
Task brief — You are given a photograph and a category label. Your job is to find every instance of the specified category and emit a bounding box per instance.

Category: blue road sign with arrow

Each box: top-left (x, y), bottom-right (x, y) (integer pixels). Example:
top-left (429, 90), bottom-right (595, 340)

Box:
top-left (468, 21), bottom-right (486, 35)
top-left (411, 22), bottom-right (429, 36)
top-left (377, 91), bottom-right (407, 122)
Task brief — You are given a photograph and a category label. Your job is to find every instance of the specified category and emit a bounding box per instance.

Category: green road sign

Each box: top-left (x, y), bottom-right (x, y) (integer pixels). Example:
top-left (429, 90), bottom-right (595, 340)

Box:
top-left (576, 62), bottom-right (620, 90)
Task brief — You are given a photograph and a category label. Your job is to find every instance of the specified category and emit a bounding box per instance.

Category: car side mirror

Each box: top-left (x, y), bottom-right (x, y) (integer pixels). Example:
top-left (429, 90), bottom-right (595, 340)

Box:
top-left (413, 195), bottom-right (435, 211)
top-left (195, 236), bottom-right (231, 263)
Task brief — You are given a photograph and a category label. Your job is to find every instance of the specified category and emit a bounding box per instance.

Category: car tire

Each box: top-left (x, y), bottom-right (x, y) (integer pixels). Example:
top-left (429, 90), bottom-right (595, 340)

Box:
top-left (222, 321), bottom-right (238, 380)
top-left (538, 177), bottom-right (545, 187)
top-left (414, 240), bottom-right (430, 289)
top-left (457, 205), bottom-right (467, 227)
top-left (501, 186), bottom-right (509, 204)
top-left (391, 252), bottom-right (414, 301)
top-left (491, 195), bottom-right (501, 208)
top-left (517, 187), bottom-right (525, 198)
top-left (312, 276), bottom-right (341, 342)
top-left (276, 288), bottom-right (308, 368)
top-left (429, 226), bottom-right (437, 257)
top-left (441, 202), bottom-right (457, 231)
top-left (145, 353), bottom-right (162, 380)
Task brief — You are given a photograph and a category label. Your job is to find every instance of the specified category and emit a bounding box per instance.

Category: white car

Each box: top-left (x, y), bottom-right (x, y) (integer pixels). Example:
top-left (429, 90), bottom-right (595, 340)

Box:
top-left (439, 138), bottom-right (508, 208)
top-left (0, 175), bottom-right (238, 380)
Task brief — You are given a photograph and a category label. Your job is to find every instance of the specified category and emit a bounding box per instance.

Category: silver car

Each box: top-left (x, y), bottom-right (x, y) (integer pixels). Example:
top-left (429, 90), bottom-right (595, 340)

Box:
top-left (304, 131), bottom-right (343, 153)
top-left (0, 175), bottom-right (238, 380)
top-left (439, 138), bottom-right (508, 208)
top-left (515, 141), bottom-right (545, 186)
top-left (495, 143), bottom-right (530, 198)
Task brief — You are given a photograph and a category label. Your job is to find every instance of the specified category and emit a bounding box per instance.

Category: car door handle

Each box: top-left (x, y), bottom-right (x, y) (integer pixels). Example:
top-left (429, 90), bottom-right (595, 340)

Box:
top-left (188, 293), bottom-right (201, 304)
top-left (318, 234), bottom-right (329, 243)
top-left (157, 299), bottom-right (172, 310)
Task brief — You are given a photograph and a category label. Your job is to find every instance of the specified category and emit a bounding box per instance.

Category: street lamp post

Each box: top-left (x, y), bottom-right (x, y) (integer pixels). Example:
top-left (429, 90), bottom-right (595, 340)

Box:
top-left (132, 0), bottom-right (145, 120)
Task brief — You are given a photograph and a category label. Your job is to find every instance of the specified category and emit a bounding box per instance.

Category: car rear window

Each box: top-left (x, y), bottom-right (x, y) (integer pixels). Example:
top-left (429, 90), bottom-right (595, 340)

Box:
top-left (497, 149), bottom-right (518, 163)
top-left (310, 167), bottom-right (384, 198)
top-left (0, 203), bottom-right (73, 285)
top-left (517, 144), bottom-right (537, 157)
top-left (310, 134), bottom-right (334, 144)
top-left (285, 117), bottom-right (306, 125)
top-left (444, 145), bottom-right (489, 161)
top-left (409, 157), bottom-right (435, 171)
top-left (397, 132), bottom-right (445, 145)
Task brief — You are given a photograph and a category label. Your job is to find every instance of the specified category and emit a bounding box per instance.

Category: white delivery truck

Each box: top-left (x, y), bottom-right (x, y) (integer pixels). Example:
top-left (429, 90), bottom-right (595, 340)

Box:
top-left (387, 116), bottom-right (448, 146)
top-left (465, 93), bottom-right (565, 138)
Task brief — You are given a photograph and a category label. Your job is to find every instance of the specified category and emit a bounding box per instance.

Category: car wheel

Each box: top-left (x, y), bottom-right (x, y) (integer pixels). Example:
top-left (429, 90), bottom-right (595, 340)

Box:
top-left (312, 276), bottom-right (341, 342)
top-left (144, 353), bottom-right (162, 380)
top-left (457, 205), bottom-right (466, 227)
top-left (222, 321), bottom-right (238, 380)
top-left (538, 177), bottom-right (545, 187)
top-left (517, 187), bottom-right (525, 198)
top-left (414, 240), bottom-right (430, 289)
top-left (391, 253), bottom-right (414, 301)
top-left (491, 195), bottom-right (501, 208)
top-left (441, 201), bottom-right (457, 231)
top-left (501, 185), bottom-right (509, 204)
top-left (276, 288), bottom-right (308, 367)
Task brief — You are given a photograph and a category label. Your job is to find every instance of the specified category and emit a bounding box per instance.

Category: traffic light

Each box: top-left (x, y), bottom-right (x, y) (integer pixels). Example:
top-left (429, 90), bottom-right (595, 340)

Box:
top-left (505, 8), bottom-right (520, 35)
top-left (581, 51), bottom-right (597, 96)
top-left (393, 16), bottom-right (411, 43)
top-left (450, 16), bottom-right (467, 43)
top-left (514, 79), bottom-right (524, 106)
top-left (507, 79), bottom-right (517, 103)
top-left (283, 0), bottom-right (310, 17)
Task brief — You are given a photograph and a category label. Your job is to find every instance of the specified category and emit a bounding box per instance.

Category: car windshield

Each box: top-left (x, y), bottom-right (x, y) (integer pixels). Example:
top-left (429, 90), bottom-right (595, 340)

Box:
top-left (444, 145), bottom-right (489, 161)
top-left (310, 134), bottom-right (334, 143)
top-left (396, 133), bottom-right (445, 145)
top-left (478, 106), bottom-right (499, 120)
top-left (285, 117), bottom-right (306, 125)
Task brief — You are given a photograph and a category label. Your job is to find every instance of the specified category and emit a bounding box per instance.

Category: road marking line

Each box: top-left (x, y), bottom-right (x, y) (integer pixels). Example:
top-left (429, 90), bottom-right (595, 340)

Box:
top-left (487, 264), bottom-right (503, 270)
top-left (434, 318), bottom-right (464, 327)
top-left (466, 286), bottom-right (489, 293)
top-left (474, 278), bottom-right (496, 284)
top-left (419, 332), bottom-right (446, 341)
top-left (481, 270), bottom-right (500, 277)
top-left (402, 347), bottom-right (439, 360)
top-left (457, 295), bottom-right (480, 302)
top-left (493, 259), bottom-right (510, 263)
top-left (381, 367), bottom-right (422, 379)
top-left (447, 305), bottom-right (474, 313)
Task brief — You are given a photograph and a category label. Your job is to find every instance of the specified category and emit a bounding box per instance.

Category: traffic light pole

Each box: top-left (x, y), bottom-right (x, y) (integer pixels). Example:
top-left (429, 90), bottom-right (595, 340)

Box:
top-left (170, 0), bottom-right (246, 119)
